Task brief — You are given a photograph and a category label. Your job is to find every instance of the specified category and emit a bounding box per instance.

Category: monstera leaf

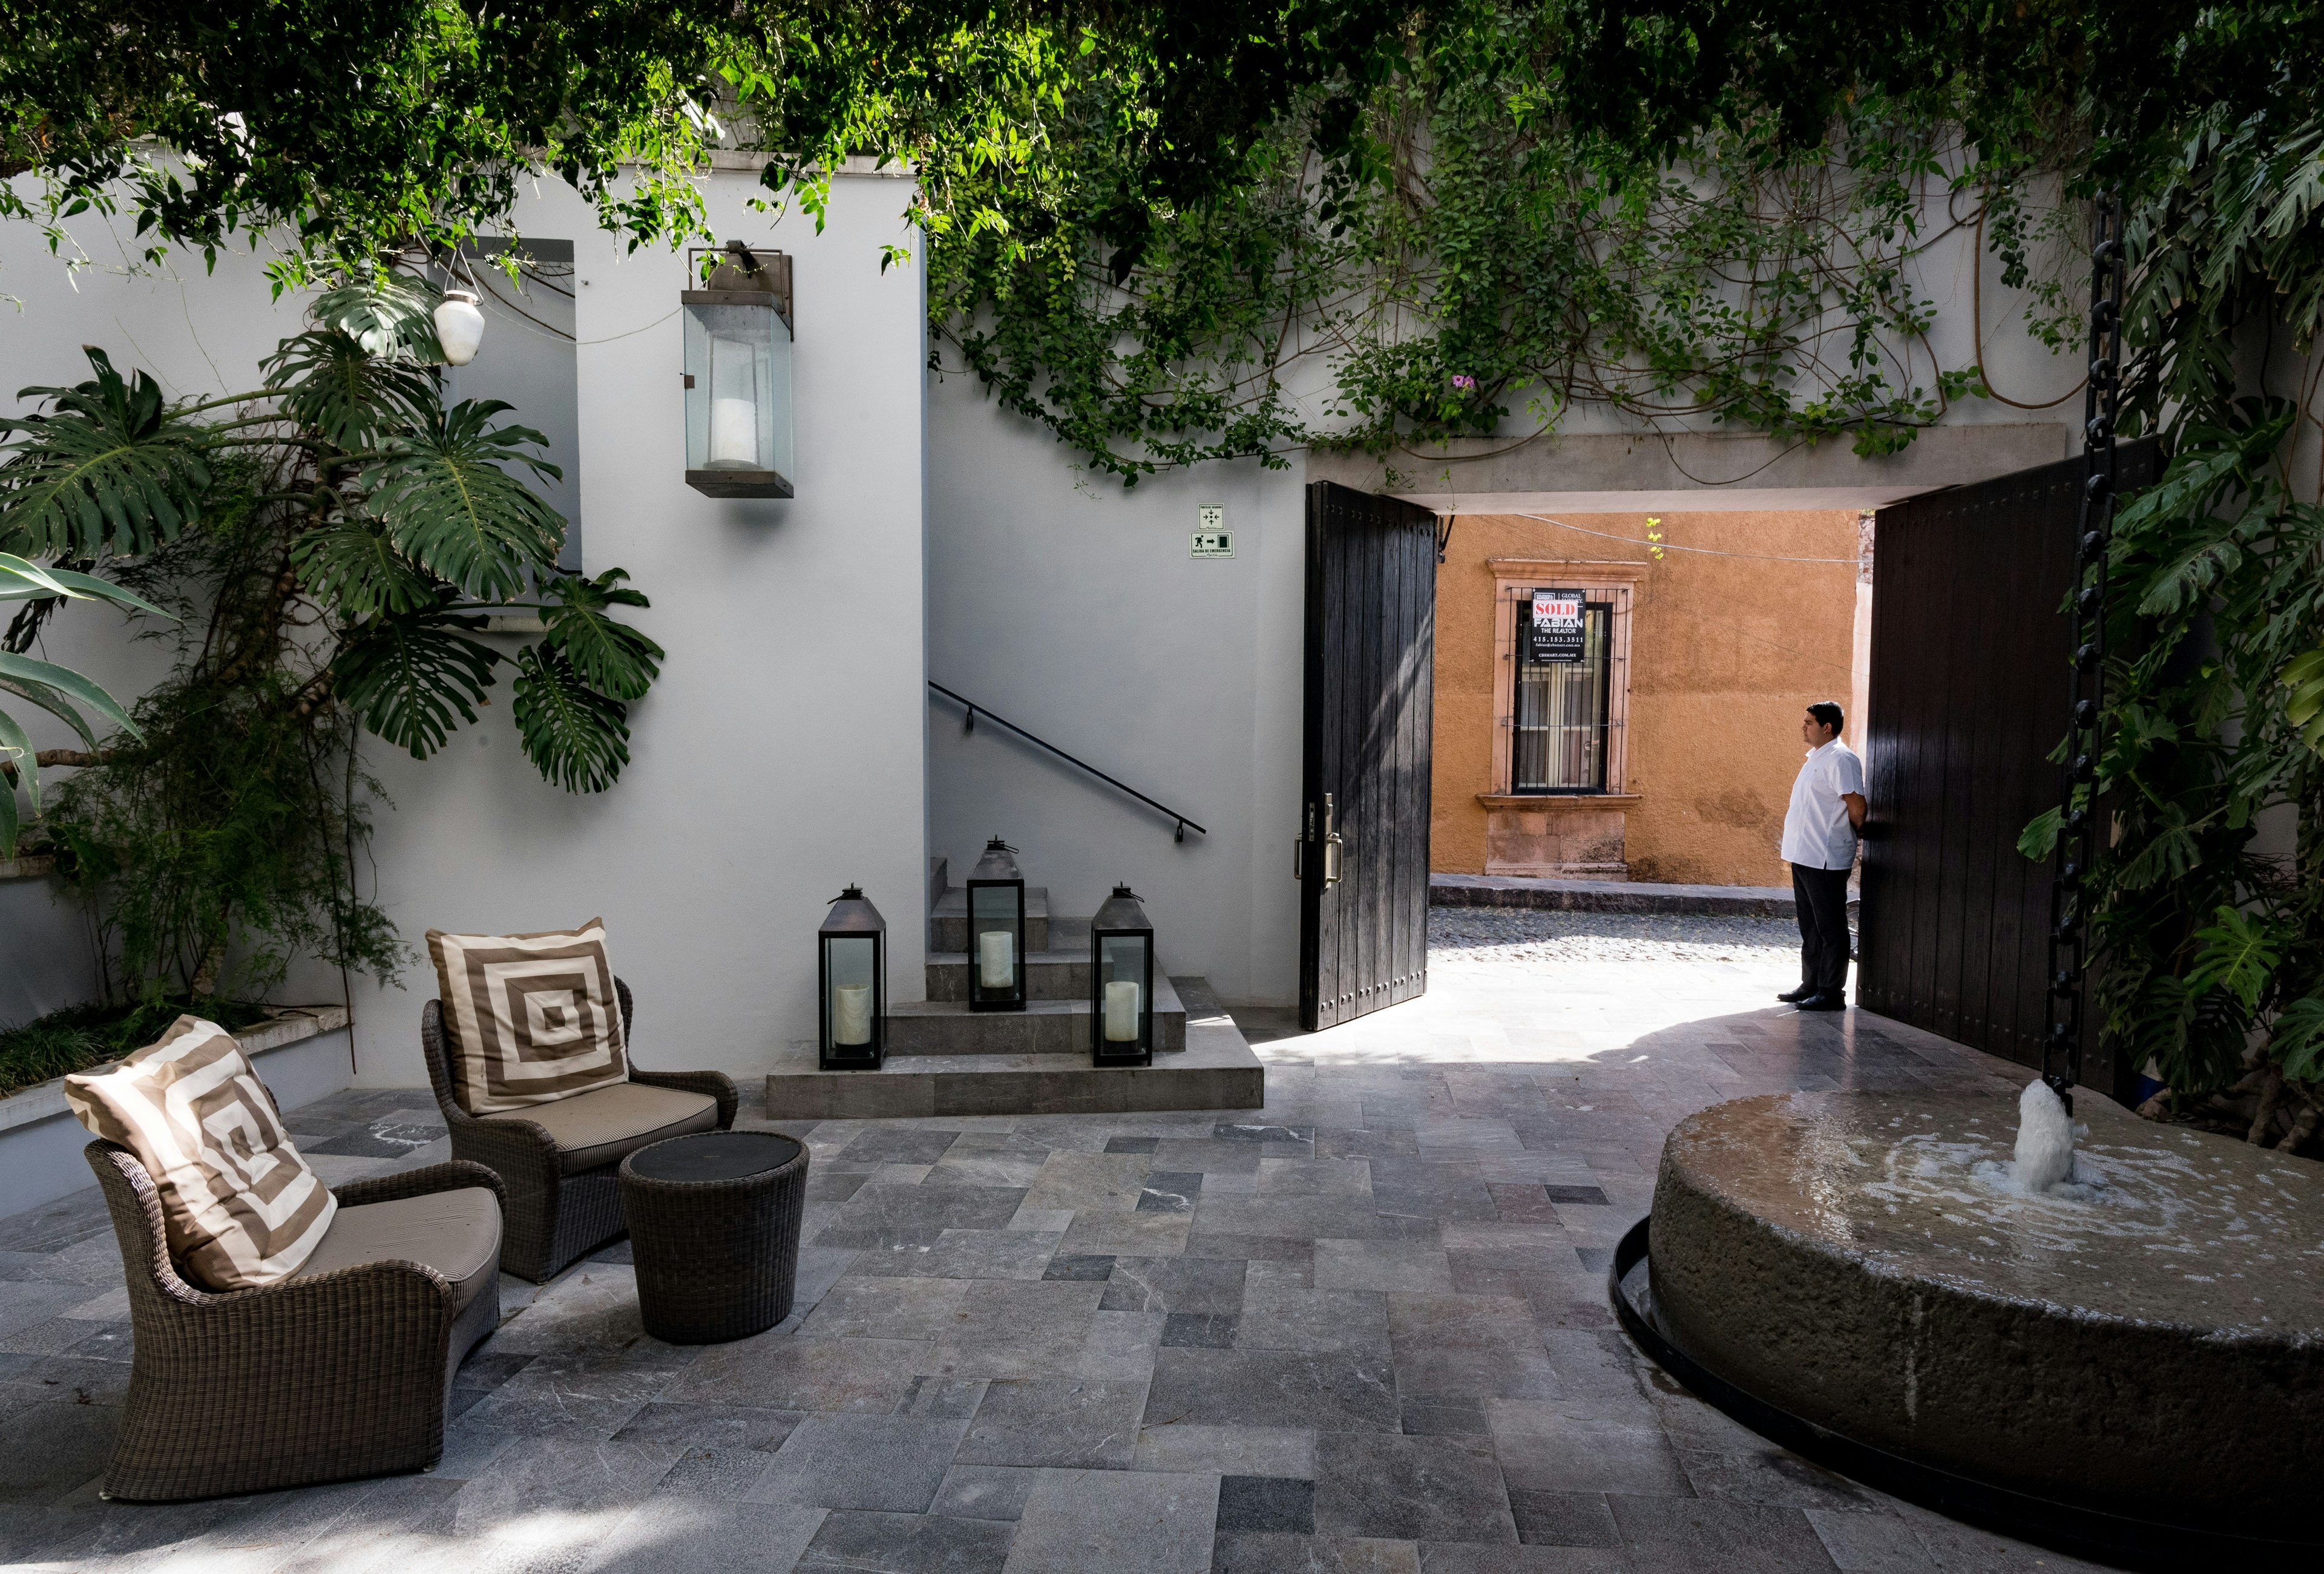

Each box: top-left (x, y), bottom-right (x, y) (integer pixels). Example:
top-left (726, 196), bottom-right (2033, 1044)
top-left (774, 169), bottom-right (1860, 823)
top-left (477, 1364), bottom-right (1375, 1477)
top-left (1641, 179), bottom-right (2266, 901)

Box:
top-left (2284, 648), bottom-right (2324, 755)
top-left (511, 643), bottom-right (630, 792)
top-left (308, 272), bottom-right (448, 362)
top-left (0, 349), bottom-right (212, 557)
top-left (290, 518), bottom-right (439, 617)
top-left (364, 399), bottom-right (565, 602)
top-left (542, 568), bottom-right (663, 700)
top-left (330, 608), bottom-right (499, 758)
top-left (264, 330), bottom-right (439, 451)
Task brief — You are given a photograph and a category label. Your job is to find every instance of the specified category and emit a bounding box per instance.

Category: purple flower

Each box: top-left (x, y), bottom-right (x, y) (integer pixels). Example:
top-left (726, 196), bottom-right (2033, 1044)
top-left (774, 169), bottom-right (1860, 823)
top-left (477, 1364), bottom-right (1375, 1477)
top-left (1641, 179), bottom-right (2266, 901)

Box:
top-left (1450, 374), bottom-right (1476, 390)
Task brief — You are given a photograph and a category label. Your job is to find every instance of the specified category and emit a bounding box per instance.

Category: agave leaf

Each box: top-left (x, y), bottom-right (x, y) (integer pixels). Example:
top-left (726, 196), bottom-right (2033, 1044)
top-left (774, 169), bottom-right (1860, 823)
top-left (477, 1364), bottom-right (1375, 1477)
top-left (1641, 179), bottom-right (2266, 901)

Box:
top-left (365, 400), bottom-right (565, 602)
top-left (542, 569), bottom-right (663, 700)
top-left (0, 675), bottom-right (100, 752)
top-left (24, 564), bottom-right (174, 619)
top-left (0, 704), bottom-right (37, 827)
top-left (291, 518), bottom-right (439, 617)
top-left (330, 611), bottom-right (499, 758)
top-left (511, 643), bottom-right (630, 793)
top-left (0, 349), bottom-right (211, 557)
top-left (0, 651), bottom-right (141, 743)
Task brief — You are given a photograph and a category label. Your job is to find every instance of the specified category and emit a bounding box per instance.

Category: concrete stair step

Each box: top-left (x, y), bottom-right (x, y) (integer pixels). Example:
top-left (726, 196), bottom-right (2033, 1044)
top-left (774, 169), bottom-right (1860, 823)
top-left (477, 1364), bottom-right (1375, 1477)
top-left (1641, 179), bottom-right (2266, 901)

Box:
top-left (930, 885), bottom-right (1051, 953)
top-left (887, 974), bottom-right (1185, 1055)
top-left (763, 977), bottom-right (1262, 1118)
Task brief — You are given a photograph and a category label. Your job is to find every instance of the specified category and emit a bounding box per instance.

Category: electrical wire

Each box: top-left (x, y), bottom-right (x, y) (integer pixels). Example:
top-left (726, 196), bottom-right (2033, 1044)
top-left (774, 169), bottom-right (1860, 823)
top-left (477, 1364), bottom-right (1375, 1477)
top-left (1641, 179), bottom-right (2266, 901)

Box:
top-left (1509, 513), bottom-right (1862, 564)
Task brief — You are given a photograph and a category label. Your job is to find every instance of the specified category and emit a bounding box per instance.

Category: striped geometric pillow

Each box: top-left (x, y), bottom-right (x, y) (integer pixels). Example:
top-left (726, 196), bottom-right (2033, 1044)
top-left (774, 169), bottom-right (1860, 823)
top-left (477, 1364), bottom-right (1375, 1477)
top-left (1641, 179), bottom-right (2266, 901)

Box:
top-left (427, 918), bottom-right (629, 1115)
top-left (64, 1017), bottom-right (337, 1291)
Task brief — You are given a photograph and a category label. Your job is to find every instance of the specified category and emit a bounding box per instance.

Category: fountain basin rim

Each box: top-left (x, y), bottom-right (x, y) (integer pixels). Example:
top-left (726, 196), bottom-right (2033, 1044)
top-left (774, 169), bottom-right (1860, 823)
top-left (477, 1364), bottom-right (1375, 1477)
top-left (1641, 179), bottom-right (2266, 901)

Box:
top-left (1678, 1184), bottom-right (2324, 1345)
top-left (1609, 1216), bottom-right (2324, 1570)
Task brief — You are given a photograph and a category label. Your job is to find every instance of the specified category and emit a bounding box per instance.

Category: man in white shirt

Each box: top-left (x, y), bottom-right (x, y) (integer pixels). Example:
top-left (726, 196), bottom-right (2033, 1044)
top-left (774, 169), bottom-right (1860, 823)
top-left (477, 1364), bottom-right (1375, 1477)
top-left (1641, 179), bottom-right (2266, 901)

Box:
top-left (1778, 701), bottom-right (1866, 1011)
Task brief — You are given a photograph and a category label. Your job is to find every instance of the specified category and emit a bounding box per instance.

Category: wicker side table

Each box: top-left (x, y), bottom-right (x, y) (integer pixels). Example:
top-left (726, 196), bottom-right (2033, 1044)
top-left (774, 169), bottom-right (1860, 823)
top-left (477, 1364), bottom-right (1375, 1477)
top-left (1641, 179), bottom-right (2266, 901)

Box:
top-left (617, 1130), bottom-right (809, 1343)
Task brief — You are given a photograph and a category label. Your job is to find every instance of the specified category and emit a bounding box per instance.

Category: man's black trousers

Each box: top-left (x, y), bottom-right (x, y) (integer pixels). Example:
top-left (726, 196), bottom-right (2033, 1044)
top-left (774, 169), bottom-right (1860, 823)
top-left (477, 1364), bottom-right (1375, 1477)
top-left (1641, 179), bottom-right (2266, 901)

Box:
top-left (1791, 864), bottom-right (1853, 998)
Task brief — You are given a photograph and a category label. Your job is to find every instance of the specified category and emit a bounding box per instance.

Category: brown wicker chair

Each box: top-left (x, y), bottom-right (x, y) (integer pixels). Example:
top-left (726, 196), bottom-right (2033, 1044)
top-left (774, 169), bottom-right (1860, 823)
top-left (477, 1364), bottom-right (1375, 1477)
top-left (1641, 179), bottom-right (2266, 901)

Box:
top-left (85, 1143), bottom-right (507, 1502)
top-left (421, 977), bottom-right (739, 1283)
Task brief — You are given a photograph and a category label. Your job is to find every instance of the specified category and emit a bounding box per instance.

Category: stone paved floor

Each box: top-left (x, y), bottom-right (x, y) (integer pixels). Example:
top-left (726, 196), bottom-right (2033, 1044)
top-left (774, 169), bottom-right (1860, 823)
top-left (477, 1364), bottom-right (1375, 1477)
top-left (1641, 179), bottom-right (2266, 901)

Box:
top-left (0, 923), bottom-right (2116, 1573)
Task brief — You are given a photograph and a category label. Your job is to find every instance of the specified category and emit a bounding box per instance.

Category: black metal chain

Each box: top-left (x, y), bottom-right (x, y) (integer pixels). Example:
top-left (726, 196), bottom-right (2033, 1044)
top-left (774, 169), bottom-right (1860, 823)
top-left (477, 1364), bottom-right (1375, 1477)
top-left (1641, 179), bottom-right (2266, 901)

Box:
top-left (2042, 193), bottom-right (2127, 1114)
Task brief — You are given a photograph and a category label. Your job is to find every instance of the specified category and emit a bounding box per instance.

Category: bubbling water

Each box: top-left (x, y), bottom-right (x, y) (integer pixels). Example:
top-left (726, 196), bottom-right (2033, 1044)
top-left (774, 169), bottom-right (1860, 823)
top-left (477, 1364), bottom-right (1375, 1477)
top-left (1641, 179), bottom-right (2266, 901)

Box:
top-left (2013, 1078), bottom-right (2076, 1194)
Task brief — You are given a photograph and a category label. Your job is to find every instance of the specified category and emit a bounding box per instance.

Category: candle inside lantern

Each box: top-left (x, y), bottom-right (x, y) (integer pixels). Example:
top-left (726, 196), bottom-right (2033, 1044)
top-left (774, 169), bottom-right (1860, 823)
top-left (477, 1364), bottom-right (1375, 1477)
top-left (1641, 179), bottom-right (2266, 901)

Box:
top-left (978, 930), bottom-right (1014, 990)
top-left (1105, 980), bottom-right (1140, 1043)
top-left (707, 334), bottom-right (760, 467)
top-left (833, 983), bottom-right (873, 1047)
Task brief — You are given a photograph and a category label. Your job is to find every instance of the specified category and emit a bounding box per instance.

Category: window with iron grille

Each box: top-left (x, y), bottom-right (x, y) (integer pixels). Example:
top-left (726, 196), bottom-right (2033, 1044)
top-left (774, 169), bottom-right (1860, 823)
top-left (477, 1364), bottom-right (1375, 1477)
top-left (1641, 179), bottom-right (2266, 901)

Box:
top-left (1512, 601), bottom-right (1613, 793)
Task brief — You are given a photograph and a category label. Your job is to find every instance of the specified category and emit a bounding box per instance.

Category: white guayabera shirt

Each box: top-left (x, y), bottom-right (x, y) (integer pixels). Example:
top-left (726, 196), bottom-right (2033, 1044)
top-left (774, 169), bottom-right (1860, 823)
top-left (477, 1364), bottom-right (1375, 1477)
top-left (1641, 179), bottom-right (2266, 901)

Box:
top-left (1780, 738), bottom-right (1865, 871)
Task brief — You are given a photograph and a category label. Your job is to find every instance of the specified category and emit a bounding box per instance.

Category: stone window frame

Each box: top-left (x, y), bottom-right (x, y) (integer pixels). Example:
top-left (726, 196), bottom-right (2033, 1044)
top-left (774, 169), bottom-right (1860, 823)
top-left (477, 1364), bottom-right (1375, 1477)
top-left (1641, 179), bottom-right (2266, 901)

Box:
top-left (1488, 559), bottom-right (1641, 798)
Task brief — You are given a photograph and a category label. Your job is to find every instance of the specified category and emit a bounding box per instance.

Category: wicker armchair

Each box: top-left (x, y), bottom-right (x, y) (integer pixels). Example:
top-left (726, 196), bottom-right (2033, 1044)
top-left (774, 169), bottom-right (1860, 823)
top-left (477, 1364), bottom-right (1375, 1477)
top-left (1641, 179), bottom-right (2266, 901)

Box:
top-left (85, 1143), bottom-right (506, 1502)
top-left (421, 977), bottom-right (738, 1283)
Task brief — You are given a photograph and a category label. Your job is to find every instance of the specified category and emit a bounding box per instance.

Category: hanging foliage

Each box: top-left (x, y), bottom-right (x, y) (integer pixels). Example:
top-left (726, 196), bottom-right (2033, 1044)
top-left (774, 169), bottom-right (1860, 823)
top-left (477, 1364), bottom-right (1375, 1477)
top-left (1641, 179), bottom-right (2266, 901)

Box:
top-left (0, 275), bottom-right (661, 999)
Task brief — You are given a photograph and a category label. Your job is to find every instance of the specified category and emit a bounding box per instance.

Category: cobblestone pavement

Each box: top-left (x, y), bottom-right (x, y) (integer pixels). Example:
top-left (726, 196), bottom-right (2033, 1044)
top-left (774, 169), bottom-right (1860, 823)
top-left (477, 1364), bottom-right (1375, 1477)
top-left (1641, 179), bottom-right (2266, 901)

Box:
top-left (0, 953), bottom-right (2100, 1573)
top-left (1428, 907), bottom-right (1806, 968)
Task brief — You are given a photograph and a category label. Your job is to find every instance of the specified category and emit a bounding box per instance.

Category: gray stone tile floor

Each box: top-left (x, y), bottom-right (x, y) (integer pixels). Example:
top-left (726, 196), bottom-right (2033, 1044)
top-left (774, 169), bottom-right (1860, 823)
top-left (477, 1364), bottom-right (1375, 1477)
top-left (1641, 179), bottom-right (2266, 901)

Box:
top-left (0, 919), bottom-right (2122, 1572)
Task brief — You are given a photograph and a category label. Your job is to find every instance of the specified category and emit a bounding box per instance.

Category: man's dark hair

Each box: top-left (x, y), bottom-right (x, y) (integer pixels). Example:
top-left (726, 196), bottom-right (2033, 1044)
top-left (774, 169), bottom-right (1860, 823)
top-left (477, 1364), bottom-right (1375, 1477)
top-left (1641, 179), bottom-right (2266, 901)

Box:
top-left (1807, 701), bottom-right (1845, 736)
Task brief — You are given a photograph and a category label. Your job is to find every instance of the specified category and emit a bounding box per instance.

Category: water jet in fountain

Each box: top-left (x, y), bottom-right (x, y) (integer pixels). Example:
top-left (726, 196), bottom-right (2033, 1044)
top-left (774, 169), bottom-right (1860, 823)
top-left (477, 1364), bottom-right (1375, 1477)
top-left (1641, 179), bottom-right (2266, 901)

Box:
top-left (1615, 1089), bottom-right (2324, 1566)
top-left (2012, 1078), bottom-right (2075, 1193)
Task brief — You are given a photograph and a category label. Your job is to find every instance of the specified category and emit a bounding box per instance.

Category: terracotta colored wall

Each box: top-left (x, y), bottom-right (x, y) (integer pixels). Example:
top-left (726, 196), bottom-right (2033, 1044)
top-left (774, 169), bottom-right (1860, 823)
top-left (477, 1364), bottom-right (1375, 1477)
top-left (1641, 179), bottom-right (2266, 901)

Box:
top-left (1433, 510), bottom-right (1864, 887)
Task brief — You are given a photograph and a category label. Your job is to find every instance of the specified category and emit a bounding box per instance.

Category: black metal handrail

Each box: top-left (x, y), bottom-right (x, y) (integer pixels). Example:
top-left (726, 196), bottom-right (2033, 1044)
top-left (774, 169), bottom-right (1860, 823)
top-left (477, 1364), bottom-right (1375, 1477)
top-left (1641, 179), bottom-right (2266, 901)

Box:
top-left (928, 680), bottom-right (1207, 842)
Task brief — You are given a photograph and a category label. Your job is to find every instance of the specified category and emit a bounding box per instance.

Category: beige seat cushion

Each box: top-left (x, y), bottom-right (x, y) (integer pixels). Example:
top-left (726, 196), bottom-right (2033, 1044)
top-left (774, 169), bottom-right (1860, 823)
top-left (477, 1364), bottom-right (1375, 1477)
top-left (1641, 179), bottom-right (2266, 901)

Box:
top-left (65, 1017), bottom-right (336, 1292)
top-left (485, 1082), bottom-right (718, 1174)
top-left (293, 1187), bottom-right (501, 1316)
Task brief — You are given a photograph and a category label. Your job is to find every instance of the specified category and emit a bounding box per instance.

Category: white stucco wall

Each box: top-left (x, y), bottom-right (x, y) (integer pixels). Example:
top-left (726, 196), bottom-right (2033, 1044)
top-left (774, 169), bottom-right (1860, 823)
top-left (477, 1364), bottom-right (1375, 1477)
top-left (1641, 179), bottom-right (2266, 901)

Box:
top-left (922, 390), bottom-right (1308, 1006)
top-left (2, 170), bottom-right (930, 1083)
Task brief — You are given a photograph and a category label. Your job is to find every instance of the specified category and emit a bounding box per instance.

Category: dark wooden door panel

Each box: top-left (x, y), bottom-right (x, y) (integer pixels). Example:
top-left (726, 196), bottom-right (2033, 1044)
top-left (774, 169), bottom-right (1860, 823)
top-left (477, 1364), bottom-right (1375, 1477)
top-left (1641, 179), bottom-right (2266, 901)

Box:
top-left (1299, 482), bottom-right (1439, 1032)
top-left (1860, 442), bottom-right (2156, 1100)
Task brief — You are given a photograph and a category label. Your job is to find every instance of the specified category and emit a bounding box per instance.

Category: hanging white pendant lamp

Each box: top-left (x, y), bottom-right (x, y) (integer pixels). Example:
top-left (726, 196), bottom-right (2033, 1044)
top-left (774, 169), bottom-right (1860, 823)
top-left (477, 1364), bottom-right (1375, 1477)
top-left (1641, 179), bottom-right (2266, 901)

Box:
top-left (433, 289), bottom-right (485, 366)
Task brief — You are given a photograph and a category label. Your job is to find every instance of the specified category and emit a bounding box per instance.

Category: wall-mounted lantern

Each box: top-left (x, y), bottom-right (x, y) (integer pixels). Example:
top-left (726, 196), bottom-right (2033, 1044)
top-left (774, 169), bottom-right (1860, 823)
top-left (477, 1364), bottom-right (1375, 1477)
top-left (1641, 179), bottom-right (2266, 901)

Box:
top-left (1090, 884), bottom-right (1155, 1066)
top-left (818, 885), bottom-right (886, 1068)
top-left (683, 241), bottom-right (794, 499)
top-left (966, 837), bottom-right (1026, 1013)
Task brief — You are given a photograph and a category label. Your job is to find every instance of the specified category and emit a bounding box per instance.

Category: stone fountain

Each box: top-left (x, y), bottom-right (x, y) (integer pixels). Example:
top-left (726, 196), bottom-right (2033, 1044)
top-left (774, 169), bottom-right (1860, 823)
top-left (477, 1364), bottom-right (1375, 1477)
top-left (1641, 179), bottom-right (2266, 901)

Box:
top-left (1613, 1086), bottom-right (2324, 1566)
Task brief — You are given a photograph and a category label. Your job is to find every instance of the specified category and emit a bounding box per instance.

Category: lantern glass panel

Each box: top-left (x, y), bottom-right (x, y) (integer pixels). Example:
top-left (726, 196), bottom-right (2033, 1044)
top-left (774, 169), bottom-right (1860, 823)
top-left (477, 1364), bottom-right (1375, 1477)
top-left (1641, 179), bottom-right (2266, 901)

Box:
top-left (823, 934), bottom-right (879, 1055)
top-left (1098, 936), bottom-right (1149, 1047)
top-left (970, 886), bottom-right (1022, 1005)
top-left (683, 303), bottom-right (793, 485)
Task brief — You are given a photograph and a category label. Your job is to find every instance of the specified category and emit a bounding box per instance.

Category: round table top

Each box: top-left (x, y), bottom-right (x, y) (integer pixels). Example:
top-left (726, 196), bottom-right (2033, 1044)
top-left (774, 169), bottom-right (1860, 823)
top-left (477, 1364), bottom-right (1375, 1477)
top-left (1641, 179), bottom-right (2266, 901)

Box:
top-left (626, 1130), bottom-right (804, 1185)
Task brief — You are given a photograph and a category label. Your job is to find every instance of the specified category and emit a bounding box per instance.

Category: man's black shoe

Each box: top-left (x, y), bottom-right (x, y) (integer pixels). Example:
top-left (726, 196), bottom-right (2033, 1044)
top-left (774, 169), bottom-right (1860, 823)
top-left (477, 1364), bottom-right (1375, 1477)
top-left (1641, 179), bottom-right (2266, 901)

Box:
top-left (1796, 993), bottom-right (1848, 1012)
top-left (1776, 985), bottom-right (1816, 1003)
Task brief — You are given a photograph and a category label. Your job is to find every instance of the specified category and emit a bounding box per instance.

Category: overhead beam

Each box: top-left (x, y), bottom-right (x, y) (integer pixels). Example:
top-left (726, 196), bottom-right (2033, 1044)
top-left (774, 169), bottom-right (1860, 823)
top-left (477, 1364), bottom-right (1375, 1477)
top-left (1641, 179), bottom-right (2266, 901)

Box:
top-left (1307, 421), bottom-right (2073, 513)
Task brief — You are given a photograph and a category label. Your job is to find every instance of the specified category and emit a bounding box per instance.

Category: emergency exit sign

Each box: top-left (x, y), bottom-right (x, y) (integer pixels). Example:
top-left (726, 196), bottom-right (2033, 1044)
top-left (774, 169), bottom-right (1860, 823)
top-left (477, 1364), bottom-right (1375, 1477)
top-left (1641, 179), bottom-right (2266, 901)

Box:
top-left (1192, 505), bottom-right (1233, 557)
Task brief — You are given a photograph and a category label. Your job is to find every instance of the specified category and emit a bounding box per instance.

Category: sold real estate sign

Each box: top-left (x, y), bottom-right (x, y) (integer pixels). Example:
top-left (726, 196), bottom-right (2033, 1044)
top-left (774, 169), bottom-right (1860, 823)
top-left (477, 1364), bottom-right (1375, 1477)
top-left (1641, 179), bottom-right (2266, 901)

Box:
top-left (1529, 589), bottom-right (1585, 663)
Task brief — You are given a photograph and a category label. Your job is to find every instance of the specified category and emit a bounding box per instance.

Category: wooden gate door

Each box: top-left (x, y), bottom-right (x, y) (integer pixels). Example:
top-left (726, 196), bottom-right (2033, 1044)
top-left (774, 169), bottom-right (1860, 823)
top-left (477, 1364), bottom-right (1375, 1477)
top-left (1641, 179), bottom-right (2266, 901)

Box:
top-left (1298, 481), bottom-right (1440, 1032)
top-left (1857, 442), bottom-right (2156, 1100)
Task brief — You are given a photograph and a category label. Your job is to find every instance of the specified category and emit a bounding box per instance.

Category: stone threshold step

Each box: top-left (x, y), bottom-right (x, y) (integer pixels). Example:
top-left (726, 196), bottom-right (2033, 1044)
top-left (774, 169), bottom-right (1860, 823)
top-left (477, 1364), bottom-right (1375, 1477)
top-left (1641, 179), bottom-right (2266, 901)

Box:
top-left (1429, 871), bottom-right (1860, 919)
top-left (931, 885), bottom-right (1052, 953)
top-left (887, 976), bottom-right (1186, 1055)
top-left (763, 1037), bottom-right (1261, 1123)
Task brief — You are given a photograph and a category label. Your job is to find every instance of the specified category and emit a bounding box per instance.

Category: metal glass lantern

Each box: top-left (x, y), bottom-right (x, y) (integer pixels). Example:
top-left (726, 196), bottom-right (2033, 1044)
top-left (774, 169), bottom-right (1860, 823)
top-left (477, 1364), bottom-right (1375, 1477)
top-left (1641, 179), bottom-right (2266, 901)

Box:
top-left (1090, 884), bottom-right (1155, 1066)
top-left (818, 885), bottom-right (886, 1068)
top-left (965, 837), bottom-right (1026, 1013)
top-left (683, 241), bottom-right (794, 498)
